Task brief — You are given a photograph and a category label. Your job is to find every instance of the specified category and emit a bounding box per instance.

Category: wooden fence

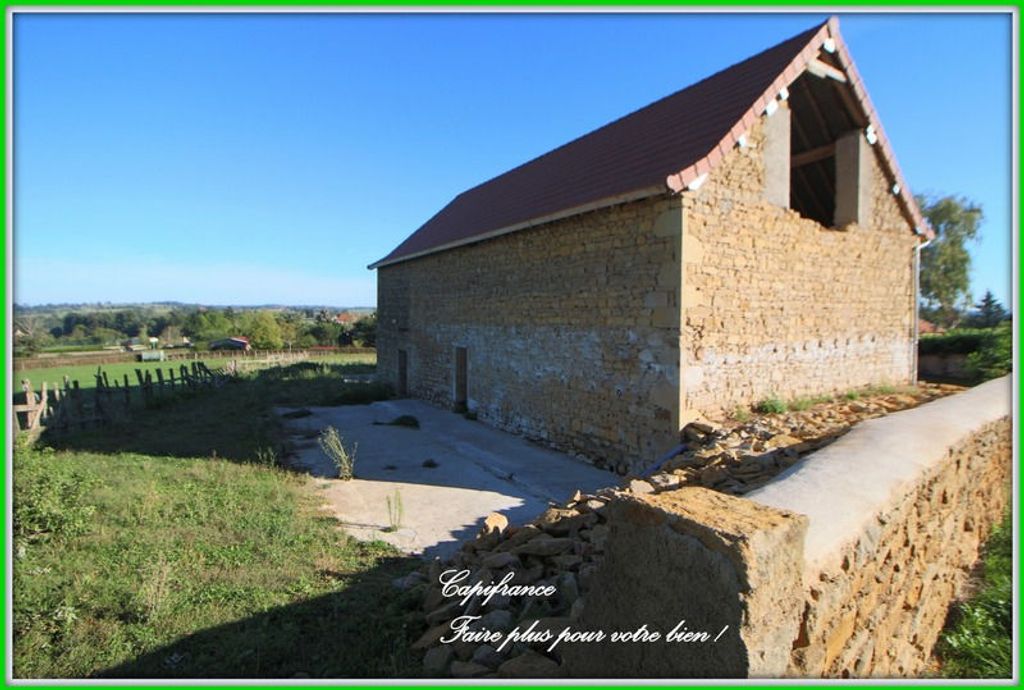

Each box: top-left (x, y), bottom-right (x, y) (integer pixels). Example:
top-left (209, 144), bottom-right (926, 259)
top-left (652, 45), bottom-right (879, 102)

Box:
top-left (13, 362), bottom-right (226, 435)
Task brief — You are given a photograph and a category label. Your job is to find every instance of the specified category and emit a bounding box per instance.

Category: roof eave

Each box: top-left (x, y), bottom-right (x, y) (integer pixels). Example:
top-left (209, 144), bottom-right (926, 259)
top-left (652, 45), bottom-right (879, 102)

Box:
top-left (368, 184), bottom-right (668, 270)
top-left (663, 16), bottom-right (934, 241)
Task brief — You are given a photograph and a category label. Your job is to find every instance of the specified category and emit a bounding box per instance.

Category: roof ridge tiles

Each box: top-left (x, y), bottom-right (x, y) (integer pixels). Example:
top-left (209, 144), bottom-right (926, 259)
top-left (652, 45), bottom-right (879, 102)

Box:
top-left (372, 16), bottom-right (931, 269)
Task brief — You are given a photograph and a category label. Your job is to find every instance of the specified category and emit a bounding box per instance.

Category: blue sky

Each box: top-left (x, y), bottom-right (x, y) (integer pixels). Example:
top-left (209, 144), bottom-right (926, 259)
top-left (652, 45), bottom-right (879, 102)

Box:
top-left (14, 11), bottom-right (1013, 308)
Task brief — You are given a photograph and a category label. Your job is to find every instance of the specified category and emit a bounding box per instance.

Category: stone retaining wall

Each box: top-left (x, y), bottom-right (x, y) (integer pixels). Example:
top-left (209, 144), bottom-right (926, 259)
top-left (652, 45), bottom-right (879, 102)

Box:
top-left (566, 376), bottom-right (1011, 677)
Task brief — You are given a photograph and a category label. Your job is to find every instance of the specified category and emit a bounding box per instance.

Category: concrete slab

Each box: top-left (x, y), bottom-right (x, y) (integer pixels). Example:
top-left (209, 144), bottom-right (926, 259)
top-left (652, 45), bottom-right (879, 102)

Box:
top-left (277, 399), bottom-right (616, 559)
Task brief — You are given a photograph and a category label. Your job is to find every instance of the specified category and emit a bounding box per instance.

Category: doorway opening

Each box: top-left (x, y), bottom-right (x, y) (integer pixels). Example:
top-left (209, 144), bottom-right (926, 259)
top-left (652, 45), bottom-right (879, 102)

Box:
top-left (397, 349), bottom-right (408, 396)
top-left (454, 347), bottom-right (467, 411)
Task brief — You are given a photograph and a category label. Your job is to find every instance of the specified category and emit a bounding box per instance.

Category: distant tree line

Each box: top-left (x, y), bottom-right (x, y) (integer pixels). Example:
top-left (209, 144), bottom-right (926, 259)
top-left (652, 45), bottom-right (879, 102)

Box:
top-left (13, 305), bottom-right (376, 355)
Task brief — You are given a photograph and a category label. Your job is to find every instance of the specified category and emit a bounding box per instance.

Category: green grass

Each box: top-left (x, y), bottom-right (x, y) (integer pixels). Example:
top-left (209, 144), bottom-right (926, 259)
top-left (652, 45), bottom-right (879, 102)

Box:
top-left (754, 397), bottom-right (788, 414)
top-left (14, 357), bottom-right (421, 678)
top-left (13, 445), bottom-right (422, 678)
top-left (15, 352), bottom-right (376, 392)
top-left (41, 361), bottom-right (388, 462)
top-left (37, 343), bottom-right (114, 354)
top-left (937, 511), bottom-right (1013, 678)
top-left (787, 395), bottom-right (833, 412)
top-left (732, 406), bottom-right (752, 423)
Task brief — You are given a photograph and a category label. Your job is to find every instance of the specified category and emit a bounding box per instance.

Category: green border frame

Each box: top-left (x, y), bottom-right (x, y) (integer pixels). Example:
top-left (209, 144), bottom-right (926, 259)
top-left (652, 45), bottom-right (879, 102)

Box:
top-left (1, 4), bottom-right (1020, 689)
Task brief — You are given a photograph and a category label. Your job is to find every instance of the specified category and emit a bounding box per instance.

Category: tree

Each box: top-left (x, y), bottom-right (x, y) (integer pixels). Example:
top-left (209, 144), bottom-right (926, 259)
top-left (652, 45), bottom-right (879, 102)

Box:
top-left (350, 314), bottom-right (377, 347)
top-left (244, 311), bottom-right (284, 350)
top-left (182, 310), bottom-right (231, 342)
top-left (966, 290), bottom-right (1009, 329)
top-left (276, 312), bottom-right (301, 349)
top-left (917, 195), bottom-right (983, 328)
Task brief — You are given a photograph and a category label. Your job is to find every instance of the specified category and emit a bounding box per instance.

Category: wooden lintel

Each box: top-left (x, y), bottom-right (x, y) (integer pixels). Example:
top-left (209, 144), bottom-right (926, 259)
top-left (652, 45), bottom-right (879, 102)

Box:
top-left (792, 142), bottom-right (836, 168)
top-left (806, 58), bottom-right (848, 83)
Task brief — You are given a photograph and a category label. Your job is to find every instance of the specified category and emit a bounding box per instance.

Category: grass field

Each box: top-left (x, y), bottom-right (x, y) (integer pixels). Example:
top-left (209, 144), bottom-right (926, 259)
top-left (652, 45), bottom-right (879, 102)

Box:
top-left (937, 510), bottom-right (1013, 678)
top-left (16, 352), bottom-right (376, 391)
top-left (14, 360), bottom-right (423, 679)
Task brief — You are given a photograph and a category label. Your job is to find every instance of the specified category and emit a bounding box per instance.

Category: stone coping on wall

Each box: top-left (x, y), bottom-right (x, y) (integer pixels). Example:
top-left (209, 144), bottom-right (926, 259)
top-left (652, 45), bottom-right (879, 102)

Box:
top-left (746, 375), bottom-right (1012, 575)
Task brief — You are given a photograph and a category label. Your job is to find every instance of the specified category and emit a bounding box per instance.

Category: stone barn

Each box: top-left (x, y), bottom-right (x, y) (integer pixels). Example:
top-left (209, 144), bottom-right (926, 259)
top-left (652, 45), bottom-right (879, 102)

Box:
top-left (370, 17), bottom-right (933, 474)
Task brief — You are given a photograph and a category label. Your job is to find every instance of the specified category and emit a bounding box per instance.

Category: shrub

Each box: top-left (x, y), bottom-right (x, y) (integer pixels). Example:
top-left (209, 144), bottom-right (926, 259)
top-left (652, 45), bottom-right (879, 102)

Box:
top-left (253, 446), bottom-right (278, 467)
top-left (755, 398), bottom-right (787, 414)
top-left (966, 326), bottom-right (1012, 383)
top-left (919, 329), bottom-right (994, 356)
top-left (318, 426), bottom-right (356, 480)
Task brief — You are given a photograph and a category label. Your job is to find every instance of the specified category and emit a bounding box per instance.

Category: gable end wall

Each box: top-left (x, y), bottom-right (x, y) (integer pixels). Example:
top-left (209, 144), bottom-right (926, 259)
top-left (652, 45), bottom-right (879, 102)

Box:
top-left (680, 113), bottom-right (918, 416)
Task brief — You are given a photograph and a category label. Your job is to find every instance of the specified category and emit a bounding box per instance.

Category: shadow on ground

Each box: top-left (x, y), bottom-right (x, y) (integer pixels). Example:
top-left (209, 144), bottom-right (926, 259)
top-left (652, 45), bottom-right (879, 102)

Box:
top-left (94, 553), bottom-right (426, 680)
top-left (38, 362), bottom-right (382, 465)
top-left (283, 399), bottom-right (617, 559)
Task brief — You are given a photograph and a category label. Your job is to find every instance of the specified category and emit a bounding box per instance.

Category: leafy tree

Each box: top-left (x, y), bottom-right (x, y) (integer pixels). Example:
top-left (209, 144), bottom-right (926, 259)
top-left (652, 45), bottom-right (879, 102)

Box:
top-left (917, 195), bottom-right (983, 328)
top-left (182, 311), bottom-right (231, 342)
top-left (244, 311), bottom-right (284, 350)
top-left (350, 314), bottom-right (377, 347)
top-left (308, 321), bottom-right (343, 346)
top-left (966, 290), bottom-right (1009, 329)
top-left (112, 310), bottom-right (145, 337)
top-left (89, 327), bottom-right (123, 346)
top-left (276, 312), bottom-right (302, 349)
top-left (147, 315), bottom-right (170, 338)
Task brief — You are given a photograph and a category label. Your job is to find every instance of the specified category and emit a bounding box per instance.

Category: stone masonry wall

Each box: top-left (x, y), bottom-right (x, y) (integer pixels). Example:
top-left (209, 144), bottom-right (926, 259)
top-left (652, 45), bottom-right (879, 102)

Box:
top-left (680, 113), bottom-right (919, 415)
top-left (783, 417), bottom-right (1011, 677)
top-left (567, 377), bottom-right (1010, 678)
top-left (377, 197), bottom-right (684, 473)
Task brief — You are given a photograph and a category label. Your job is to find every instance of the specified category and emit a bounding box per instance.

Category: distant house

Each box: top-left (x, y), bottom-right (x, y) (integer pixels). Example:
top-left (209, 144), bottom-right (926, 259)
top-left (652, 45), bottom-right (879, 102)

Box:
top-left (918, 319), bottom-right (944, 335)
top-left (372, 17), bottom-right (932, 474)
top-left (121, 337), bottom-right (146, 352)
top-left (209, 336), bottom-right (251, 351)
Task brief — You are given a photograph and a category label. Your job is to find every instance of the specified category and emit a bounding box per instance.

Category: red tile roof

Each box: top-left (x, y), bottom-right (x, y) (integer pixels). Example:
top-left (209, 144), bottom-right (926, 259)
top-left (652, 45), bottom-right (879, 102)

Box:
top-left (371, 17), bottom-right (931, 269)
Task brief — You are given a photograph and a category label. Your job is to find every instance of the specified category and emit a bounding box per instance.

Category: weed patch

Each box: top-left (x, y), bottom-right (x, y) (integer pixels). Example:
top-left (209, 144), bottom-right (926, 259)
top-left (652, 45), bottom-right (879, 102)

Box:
top-left (937, 510), bottom-right (1012, 677)
top-left (755, 398), bottom-right (788, 414)
top-left (318, 426), bottom-right (357, 480)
